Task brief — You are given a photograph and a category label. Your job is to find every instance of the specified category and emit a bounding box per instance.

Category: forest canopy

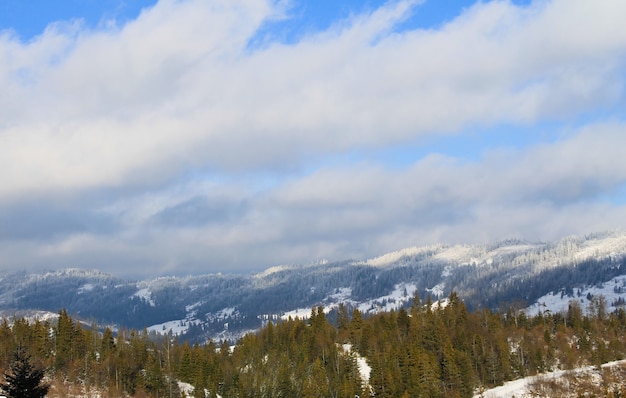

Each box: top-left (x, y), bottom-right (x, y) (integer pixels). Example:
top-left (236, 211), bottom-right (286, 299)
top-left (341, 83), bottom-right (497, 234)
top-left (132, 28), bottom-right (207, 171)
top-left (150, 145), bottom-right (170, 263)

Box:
top-left (2, 294), bottom-right (626, 397)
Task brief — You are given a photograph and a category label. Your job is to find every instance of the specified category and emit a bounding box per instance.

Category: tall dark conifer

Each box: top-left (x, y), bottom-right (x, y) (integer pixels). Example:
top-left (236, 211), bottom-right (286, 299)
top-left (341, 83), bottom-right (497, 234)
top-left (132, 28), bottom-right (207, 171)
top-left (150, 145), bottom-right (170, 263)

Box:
top-left (0, 347), bottom-right (49, 398)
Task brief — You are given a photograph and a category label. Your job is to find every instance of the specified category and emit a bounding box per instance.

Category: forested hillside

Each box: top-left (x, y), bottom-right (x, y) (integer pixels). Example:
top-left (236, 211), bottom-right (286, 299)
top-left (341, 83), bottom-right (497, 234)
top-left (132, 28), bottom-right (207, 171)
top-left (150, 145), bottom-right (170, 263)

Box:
top-left (2, 232), bottom-right (626, 344)
top-left (3, 293), bottom-right (626, 397)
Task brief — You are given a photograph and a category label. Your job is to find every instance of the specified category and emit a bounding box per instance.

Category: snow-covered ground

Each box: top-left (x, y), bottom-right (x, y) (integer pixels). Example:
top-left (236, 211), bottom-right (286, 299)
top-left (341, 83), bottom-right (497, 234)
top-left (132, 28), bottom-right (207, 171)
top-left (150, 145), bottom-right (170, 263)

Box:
top-left (146, 318), bottom-right (201, 336)
top-left (206, 306), bottom-right (239, 322)
top-left (364, 246), bottom-right (439, 267)
top-left (474, 360), bottom-right (626, 398)
top-left (573, 232), bottom-right (626, 262)
top-left (147, 304), bottom-right (241, 337)
top-left (526, 274), bottom-right (626, 316)
top-left (341, 344), bottom-right (371, 387)
top-left (0, 309), bottom-right (59, 324)
top-left (178, 381), bottom-right (222, 398)
top-left (282, 287), bottom-right (355, 320)
top-left (132, 287), bottom-right (155, 306)
top-left (77, 283), bottom-right (94, 294)
top-left (282, 307), bottom-right (321, 320)
top-left (356, 283), bottom-right (417, 314)
top-left (281, 283), bottom-right (418, 320)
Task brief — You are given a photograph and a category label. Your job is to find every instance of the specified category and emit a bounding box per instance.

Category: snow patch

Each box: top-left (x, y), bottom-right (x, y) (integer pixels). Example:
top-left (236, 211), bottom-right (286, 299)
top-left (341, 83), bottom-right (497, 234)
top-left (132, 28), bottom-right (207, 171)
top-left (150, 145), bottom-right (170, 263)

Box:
top-left (474, 359), bottom-right (626, 398)
top-left (434, 245), bottom-right (475, 263)
top-left (342, 344), bottom-right (371, 386)
top-left (147, 319), bottom-right (200, 336)
top-left (254, 265), bottom-right (294, 278)
top-left (185, 301), bottom-right (203, 317)
top-left (365, 246), bottom-right (438, 267)
top-left (132, 287), bottom-right (155, 306)
top-left (573, 232), bottom-right (626, 261)
top-left (206, 307), bottom-right (239, 322)
top-left (281, 283), bottom-right (417, 320)
top-left (427, 283), bottom-right (445, 298)
top-left (178, 381), bottom-right (222, 398)
top-left (0, 310), bottom-right (59, 324)
top-left (77, 283), bottom-right (94, 294)
top-left (281, 288), bottom-right (354, 320)
top-left (527, 274), bottom-right (626, 316)
top-left (282, 307), bottom-right (322, 320)
top-left (327, 287), bottom-right (352, 302)
top-left (357, 283), bottom-right (417, 315)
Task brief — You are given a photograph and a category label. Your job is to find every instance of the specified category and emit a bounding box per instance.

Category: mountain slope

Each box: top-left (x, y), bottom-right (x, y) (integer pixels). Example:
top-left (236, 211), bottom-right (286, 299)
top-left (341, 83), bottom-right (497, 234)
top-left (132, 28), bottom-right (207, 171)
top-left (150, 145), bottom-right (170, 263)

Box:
top-left (1, 231), bottom-right (626, 342)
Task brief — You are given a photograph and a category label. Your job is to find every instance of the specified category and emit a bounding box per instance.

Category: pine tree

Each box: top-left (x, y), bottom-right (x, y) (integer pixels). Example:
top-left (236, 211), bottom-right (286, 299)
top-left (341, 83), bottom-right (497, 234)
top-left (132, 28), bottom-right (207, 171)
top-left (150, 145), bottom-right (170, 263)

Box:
top-left (54, 309), bottom-right (75, 370)
top-left (337, 303), bottom-right (351, 342)
top-left (101, 326), bottom-right (116, 355)
top-left (0, 347), bottom-right (50, 398)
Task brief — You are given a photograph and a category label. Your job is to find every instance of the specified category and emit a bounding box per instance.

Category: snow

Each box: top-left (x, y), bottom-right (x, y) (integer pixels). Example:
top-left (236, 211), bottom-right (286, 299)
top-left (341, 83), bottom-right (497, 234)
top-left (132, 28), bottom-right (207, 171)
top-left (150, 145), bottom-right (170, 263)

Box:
top-left (526, 274), bottom-right (626, 316)
top-left (328, 287), bottom-right (352, 302)
top-left (364, 233), bottom-right (626, 280)
top-left (281, 283), bottom-right (418, 320)
top-left (254, 264), bottom-right (294, 278)
top-left (147, 318), bottom-right (201, 336)
top-left (146, 304), bottom-right (239, 339)
top-left (282, 287), bottom-right (354, 320)
top-left (178, 381), bottom-right (194, 397)
top-left (475, 376), bottom-right (530, 398)
top-left (489, 244), bottom-right (540, 258)
top-left (185, 300), bottom-right (203, 317)
top-left (131, 287), bottom-right (155, 306)
top-left (364, 246), bottom-right (438, 267)
top-left (282, 307), bottom-right (316, 320)
top-left (434, 245), bottom-right (475, 263)
top-left (441, 265), bottom-right (453, 278)
top-left (178, 381), bottom-right (223, 398)
top-left (0, 310), bottom-right (59, 324)
top-left (77, 283), bottom-right (94, 294)
top-left (209, 307), bottom-right (238, 320)
top-left (573, 231), bottom-right (626, 261)
top-left (342, 344), bottom-right (371, 386)
top-left (215, 307), bottom-right (239, 318)
top-left (212, 328), bottom-right (258, 344)
top-left (427, 283), bottom-right (445, 298)
top-left (474, 360), bottom-right (626, 398)
top-left (357, 283), bottom-right (417, 315)
top-left (432, 298), bottom-right (449, 310)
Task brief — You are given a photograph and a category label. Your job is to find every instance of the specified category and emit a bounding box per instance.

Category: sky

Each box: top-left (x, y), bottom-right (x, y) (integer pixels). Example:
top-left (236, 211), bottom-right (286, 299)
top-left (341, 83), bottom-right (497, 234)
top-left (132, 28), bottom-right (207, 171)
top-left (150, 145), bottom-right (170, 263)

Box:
top-left (1, 0), bottom-right (625, 278)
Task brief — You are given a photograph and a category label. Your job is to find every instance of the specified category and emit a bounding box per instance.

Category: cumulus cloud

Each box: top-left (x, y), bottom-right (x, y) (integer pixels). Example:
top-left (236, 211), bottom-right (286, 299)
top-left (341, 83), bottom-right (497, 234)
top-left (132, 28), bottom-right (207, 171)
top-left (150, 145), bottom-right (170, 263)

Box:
top-left (0, 0), bottom-right (625, 276)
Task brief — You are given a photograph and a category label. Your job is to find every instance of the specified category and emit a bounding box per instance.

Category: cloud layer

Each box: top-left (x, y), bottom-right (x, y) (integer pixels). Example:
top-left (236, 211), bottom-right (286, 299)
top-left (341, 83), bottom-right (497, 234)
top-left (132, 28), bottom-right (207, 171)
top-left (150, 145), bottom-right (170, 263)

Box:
top-left (1, 0), bottom-right (626, 277)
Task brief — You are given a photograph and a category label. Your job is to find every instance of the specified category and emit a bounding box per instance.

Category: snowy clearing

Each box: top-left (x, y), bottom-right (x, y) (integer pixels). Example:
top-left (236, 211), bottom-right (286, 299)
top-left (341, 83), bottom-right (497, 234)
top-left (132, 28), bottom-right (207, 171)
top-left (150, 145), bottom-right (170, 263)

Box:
top-left (474, 360), bottom-right (626, 398)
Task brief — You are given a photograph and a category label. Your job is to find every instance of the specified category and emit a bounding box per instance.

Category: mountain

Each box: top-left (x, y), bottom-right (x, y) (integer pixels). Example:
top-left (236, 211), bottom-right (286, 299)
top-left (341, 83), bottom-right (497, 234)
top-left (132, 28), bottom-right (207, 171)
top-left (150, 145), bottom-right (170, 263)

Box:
top-left (1, 231), bottom-right (626, 343)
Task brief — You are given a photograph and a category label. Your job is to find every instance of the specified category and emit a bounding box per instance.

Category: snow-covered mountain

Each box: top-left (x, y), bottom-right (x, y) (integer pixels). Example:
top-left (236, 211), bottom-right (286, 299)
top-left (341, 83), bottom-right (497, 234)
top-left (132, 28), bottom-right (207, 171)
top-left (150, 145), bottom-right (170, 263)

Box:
top-left (1, 231), bottom-right (626, 343)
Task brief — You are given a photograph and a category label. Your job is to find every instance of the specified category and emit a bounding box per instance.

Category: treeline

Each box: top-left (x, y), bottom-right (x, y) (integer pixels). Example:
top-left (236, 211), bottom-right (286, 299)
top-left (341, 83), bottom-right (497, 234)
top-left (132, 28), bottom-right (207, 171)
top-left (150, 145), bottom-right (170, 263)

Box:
top-left (6, 236), bottom-right (626, 346)
top-left (3, 294), bottom-right (626, 397)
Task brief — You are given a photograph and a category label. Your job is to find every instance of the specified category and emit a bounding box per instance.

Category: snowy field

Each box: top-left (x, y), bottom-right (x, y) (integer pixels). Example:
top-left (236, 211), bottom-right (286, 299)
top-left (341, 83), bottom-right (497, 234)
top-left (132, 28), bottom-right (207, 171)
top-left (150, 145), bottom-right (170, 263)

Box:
top-left (281, 283), bottom-right (418, 320)
top-left (474, 360), bottom-right (626, 398)
top-left (526, 275), bottom-right (626, 316)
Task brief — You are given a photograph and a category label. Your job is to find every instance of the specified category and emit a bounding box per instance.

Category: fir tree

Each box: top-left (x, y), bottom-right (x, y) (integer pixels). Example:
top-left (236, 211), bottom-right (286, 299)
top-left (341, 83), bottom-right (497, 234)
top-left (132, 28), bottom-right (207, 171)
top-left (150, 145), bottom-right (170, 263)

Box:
top-left (0, 347), bottom-right (49, 398)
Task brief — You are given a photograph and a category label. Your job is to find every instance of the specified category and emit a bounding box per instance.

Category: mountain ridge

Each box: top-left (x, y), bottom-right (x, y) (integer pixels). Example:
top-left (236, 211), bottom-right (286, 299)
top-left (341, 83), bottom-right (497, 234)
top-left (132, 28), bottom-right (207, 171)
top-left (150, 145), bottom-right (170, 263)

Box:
top-left (1, 230), bottom-right (626, 343)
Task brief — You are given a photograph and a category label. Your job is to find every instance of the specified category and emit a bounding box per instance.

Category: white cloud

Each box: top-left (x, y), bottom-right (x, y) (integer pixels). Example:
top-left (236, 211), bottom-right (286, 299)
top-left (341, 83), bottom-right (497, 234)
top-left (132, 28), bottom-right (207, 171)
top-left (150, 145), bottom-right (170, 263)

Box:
top-left (3, 121), bottom-right (624, 276)
top-left (1, 0), bottom-right (625, 199)
top-left (1, 0), bottom-right (625, 275)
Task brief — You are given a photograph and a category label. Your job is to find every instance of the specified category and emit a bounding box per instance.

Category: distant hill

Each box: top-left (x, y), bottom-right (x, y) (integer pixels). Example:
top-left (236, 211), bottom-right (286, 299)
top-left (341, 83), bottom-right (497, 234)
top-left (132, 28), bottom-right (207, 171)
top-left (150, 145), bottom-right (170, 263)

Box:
top-left (1, 230), bottom-right (626, 343)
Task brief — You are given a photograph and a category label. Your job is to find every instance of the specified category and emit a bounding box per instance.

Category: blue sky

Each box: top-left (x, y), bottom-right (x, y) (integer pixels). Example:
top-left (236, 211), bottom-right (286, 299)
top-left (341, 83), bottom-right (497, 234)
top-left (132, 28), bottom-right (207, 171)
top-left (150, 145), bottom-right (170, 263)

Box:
top-left (0, 0), bottom-right (625, 278)
top-left (0, 1), bottom-right (526, 42)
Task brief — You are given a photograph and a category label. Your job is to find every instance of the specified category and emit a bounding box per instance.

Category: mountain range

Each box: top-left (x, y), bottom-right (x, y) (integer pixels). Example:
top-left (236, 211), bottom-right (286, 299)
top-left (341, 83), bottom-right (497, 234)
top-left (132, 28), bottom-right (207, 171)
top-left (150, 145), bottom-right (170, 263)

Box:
top-left (1, 230), bottom-right (626, 343)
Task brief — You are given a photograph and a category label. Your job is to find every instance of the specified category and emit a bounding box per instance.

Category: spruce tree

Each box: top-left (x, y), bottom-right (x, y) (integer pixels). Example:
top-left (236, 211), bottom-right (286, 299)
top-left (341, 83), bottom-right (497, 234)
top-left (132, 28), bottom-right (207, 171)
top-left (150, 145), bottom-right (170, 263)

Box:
top-left (0, 347), bottom-right (49, 398)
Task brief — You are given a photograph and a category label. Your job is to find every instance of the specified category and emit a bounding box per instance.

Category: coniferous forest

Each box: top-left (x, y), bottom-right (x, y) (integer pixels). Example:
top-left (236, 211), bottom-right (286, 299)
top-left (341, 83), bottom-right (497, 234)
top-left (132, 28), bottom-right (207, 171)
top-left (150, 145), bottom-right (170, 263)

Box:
top-left (3, 293), bottom-right (626, 397)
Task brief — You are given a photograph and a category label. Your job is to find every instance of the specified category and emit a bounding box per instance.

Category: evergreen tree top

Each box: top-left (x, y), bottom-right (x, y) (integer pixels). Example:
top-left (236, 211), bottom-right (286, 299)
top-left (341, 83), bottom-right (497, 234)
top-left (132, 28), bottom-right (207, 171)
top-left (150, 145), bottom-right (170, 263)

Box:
top-left (0, 347), bottom-right (49, 398)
